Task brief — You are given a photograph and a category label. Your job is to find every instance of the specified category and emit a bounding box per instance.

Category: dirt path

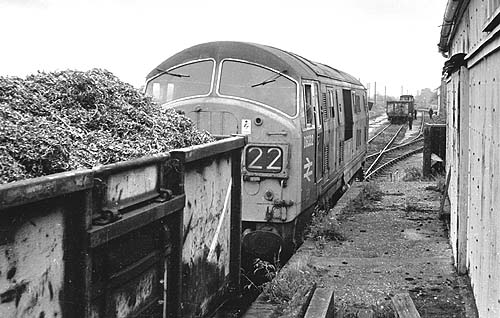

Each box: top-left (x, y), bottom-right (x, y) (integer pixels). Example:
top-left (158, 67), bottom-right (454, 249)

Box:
top-left (302, 181), bottom-right (477, 317)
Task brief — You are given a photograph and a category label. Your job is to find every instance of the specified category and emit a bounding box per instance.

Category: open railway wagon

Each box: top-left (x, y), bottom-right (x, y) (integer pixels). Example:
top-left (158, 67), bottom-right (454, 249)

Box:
top-left (0, 136), bottom-right (246, 318)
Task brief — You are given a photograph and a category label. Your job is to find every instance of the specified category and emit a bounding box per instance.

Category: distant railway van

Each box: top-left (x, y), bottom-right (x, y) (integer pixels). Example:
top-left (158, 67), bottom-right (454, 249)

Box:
top-left (386, 95), bottom-right (414, 123)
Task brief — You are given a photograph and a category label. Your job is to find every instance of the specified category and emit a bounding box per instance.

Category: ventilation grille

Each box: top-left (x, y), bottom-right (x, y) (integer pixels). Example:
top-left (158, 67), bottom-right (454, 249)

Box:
top-left (323, 145), bottom-right (329, 173)
top-left (339, 141), bottom-right (344, 164)
top-left (321, 92), bottom-right (328, 121)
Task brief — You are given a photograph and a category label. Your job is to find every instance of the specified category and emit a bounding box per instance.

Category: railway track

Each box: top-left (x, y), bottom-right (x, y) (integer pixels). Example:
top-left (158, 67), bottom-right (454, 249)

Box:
top-left (368, 123), bottom-right (392, 143)
top-left (364, 113), bottom-right (425, 180)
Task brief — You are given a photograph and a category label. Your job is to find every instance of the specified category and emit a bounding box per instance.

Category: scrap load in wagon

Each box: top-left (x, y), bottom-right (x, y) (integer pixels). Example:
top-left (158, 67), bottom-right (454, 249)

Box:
top-left (0, 69), bottom-right (214, 185)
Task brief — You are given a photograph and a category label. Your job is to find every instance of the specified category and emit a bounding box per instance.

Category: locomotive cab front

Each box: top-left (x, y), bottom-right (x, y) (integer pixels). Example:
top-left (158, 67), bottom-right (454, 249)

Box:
top-left (145, 53), bottom-right (304, 260)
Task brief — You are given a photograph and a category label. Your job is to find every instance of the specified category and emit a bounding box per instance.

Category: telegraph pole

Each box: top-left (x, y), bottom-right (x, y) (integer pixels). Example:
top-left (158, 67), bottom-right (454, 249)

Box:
top-left (374, 82), bottom-right (377, 105)
top-left (367, 83), bottom-right (371, 103)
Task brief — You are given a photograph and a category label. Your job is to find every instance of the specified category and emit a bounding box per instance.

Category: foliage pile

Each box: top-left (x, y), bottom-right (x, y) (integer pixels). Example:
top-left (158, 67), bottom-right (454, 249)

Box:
top-left (0, 69), bottom-right (214, 184)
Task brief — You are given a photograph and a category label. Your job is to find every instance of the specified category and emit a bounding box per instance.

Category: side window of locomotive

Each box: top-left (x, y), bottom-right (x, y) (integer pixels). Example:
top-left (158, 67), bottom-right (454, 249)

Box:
top-left (145, 60), bottom-right (214, 104)
top-left (219, 60), bottom-right (297, 116)
top-left (303, 84), bottom-right (314, 127)
top-left (354, 94), bottom-right (361, 113)
top-left (315, 83), bottom-right (322, 127)
top-left (336, 90), bottom-right (342, 114)
top-left (327, 89), bottom-right (335, 119)
top-left (342, 89), bottom-right (354, 140)
top-left (336, 90), bottom-right (343, 125)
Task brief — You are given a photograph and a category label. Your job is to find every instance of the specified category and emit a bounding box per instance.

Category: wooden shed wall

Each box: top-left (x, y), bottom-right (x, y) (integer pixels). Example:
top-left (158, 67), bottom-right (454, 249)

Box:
top-left (466, 53), bottom-right (500, 317)
top-left (445, 0), bottom-right (500, 316)
top-left (445, 72), bottom-right (460, 262)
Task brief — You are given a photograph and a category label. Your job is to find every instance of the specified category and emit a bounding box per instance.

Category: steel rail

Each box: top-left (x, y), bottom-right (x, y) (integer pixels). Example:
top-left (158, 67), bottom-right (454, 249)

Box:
top-left (366, 112), bottom-right (425, 160)
top-left (414, 111), bottom-right (425, 138)
top-left (364, 125), bottom-right (405, 177)
top-left (368, 123), bottom-right (392, 143)
top-left (364, 147), bottom-right (424, 180)
top-left (366, 136), bottom-right (424, 160)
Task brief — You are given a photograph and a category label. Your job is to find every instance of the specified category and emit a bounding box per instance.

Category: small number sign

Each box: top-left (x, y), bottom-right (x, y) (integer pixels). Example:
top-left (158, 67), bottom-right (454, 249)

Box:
top-left (246, 146), bottom-right (283, 173)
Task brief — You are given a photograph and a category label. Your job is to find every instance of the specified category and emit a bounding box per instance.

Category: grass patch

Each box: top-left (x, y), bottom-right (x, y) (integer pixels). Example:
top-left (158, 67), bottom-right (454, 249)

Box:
top-left (402, 167), bottom-right (422, 181)
top-left (361, 182), bottom-right (384, 201)
top-left (241, 258), bottom-right (279, 292)
top-left (261, 256), bottom-right (317, 311)
top-left (307, 183), bottom-right (384, 245)
top-left (338, 183), bottom-right (383, 217)
top-left (306, 207), bottom-right (345, 247)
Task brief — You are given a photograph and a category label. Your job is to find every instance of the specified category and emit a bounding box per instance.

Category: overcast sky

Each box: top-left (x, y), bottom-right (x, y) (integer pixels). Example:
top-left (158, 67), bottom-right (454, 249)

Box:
top-left (0, 0), bottom-right (448, 98)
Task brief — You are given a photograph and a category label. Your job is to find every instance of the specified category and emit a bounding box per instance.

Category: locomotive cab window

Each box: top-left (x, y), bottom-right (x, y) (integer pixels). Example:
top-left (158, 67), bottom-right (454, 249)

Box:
top-left (145, 60), bottom-right (214, 104)
top-left (336, 90), bottom-right (342, 125)
top-left (328, 89), bottom-right (335, 119)
top-left (303, 83), bottom-right (318, 127)
top-left (219, 60), bottom-right (297, 116)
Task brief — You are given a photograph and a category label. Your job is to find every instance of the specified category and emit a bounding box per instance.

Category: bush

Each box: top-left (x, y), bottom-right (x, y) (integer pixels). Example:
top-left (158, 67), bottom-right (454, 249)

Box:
top-left (307, 207), bottom-right (345, 246)
top-left (0, 69), bottom-right (214, 184)
top-left (361, 182), bottom-right (383, 201)
top-left (402, 167), bottom-right (422, 181)
top-left (261, 256), bottom-right (317, 305)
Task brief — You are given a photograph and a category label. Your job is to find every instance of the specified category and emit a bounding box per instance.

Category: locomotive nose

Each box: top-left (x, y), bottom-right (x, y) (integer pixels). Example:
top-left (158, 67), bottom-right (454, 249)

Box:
top-left (242, 228), bottom-right (283, 261)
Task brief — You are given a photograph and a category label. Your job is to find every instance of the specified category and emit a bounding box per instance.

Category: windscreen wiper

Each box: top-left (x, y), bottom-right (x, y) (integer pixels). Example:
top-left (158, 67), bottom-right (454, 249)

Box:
top-left (156, 68), bottom-right (190, 78)
top-left (251, 70), bottom-right (287, 88)
top-left (251, 79), bottom-right (276, 87)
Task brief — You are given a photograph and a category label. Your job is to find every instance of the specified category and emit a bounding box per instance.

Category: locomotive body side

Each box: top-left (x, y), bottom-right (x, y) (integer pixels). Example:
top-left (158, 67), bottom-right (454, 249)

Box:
top-left (145, 42), bottom-right (367, 259)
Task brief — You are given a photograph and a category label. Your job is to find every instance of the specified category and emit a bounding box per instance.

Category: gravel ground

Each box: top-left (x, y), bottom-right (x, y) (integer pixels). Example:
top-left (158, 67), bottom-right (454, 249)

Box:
top-left (289, 177), bottom-right (477, 318)
top-left (300, 160), bottom-right (479, 317)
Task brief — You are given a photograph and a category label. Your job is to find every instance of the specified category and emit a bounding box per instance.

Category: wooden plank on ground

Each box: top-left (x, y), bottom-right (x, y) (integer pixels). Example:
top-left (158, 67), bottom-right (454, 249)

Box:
top-left (357, 308), bottom-right (374, 318)
top-left (303, 287), bottom-right (335, 318)
top-left (391, 293), bottom-right (421, 318)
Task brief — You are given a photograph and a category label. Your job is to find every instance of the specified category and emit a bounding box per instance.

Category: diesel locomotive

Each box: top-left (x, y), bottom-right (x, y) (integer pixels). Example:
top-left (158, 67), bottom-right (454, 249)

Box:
top-left (145, 41), bottom-right (368, 259)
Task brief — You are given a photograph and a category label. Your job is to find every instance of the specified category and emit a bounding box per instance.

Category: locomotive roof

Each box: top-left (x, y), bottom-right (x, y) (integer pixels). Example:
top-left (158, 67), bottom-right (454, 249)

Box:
top-left (146, 41), bottom-right (363, 87)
